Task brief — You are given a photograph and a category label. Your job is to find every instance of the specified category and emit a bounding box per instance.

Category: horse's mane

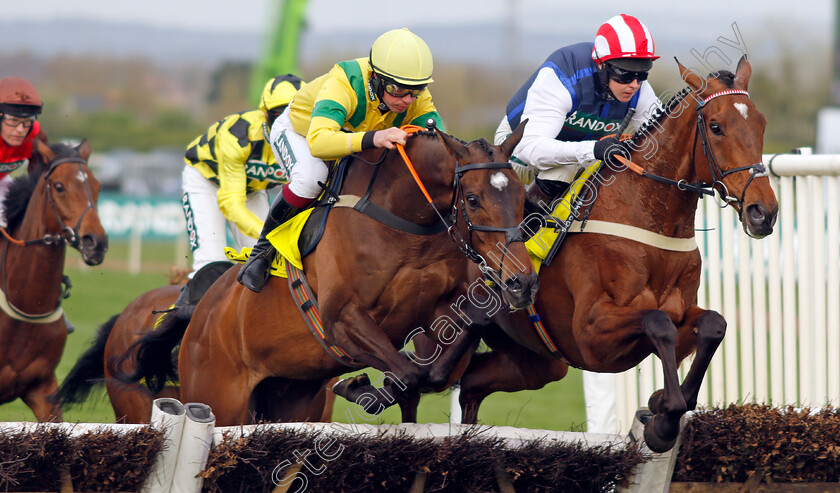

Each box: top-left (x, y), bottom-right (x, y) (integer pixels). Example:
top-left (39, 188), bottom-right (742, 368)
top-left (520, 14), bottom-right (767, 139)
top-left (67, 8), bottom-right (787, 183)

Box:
top-left (3, 175), bottom-right (35, 232)
top-left (3, 141), bottom-right (81, 232)
top-left (409, 129), bottom-right (496, 159)
top-left (632, 70), bottom-right (736, 146)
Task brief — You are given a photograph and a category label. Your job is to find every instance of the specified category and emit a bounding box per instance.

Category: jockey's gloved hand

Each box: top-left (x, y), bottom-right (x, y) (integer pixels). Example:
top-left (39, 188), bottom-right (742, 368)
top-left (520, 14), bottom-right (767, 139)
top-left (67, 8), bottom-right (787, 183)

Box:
top-left (593, 137), bottom-right (631, 166)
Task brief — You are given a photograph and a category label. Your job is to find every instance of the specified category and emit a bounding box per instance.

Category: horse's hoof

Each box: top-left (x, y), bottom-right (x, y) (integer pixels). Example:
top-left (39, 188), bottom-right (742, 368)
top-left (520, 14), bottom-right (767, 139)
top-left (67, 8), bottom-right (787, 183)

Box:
top-left (647, 389), bottom-right (665, 415)
top-left (331, 374), bottom-right (370, 398)
top-left (331, 378), bottom-right (354, 398)
top-left (643, 414), bottom-right (678, 453)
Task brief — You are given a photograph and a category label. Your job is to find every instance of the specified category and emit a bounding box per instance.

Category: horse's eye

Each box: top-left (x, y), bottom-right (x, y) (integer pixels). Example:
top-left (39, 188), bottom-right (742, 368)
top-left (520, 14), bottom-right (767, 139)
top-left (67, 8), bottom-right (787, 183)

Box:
top-left (465, 194), bottom-right (480, 208)
top-left (709, 122), bottom-right (723, 135)
top-left (53, 182), bottom-right (65, 192)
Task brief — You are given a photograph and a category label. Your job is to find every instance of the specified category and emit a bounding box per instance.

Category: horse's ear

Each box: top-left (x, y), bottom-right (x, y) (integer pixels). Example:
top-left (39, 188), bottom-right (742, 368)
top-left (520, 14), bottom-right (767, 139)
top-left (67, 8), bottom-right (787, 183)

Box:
top-left (676, 57), bottom-right (706, 94)
top-left (498, 118), bottom-right (527, 160)
top-left (733, 55), bottom-right (751, 91)
top-left (36, 138), bottom-right (55, 164)
top-left (77, 139), bottom-right (92, 161)
top-left (29, 138), bottom-right (52, 180)
top-left (436, 130), bottom-right (470, 161)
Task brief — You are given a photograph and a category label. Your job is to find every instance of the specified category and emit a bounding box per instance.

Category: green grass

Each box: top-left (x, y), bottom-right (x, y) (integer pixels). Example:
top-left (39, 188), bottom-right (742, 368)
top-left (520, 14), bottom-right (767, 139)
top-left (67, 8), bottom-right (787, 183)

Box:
top-left (0, 240), bottom-right (587, 431)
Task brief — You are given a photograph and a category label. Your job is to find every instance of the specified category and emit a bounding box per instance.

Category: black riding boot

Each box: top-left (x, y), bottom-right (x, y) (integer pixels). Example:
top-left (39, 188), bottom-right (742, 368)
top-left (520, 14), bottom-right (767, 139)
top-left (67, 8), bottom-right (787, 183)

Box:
top-left (237, 195), bottom-right (301, 293)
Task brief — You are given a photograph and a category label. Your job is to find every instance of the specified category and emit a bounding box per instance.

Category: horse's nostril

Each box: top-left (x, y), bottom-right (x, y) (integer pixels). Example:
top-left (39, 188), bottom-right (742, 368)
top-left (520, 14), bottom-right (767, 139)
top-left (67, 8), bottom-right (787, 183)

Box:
top-left (506, 277), bottom-right (523, 294)
top-left (747, 204), bottom-right (765, 223)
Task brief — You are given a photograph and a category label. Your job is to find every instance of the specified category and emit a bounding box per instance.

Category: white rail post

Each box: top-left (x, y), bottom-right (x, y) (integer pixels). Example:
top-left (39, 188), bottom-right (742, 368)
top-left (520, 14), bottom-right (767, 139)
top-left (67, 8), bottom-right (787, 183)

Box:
top-left (143, 398), bottom-right (186, 493)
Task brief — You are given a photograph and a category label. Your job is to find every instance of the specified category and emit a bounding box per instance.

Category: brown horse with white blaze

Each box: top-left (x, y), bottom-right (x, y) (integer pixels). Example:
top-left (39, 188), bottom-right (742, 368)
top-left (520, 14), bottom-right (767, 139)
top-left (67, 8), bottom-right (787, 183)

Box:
top-left (0, 140), bottom-right (107, 421)
top-left (120, 124), bottom-right (538, 426)
top-left (411, 57), bottom-right (777, 452)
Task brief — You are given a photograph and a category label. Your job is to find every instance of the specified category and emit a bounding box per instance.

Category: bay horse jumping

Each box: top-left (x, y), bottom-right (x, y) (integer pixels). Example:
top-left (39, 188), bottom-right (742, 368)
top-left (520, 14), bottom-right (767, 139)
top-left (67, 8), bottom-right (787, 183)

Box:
top-left (406, 57), bottom-right (778, 452)
top-left (54, 270), bottom-right (336, 423)
top-left (120, 124), bottom-right (538, 426)
top-left (0, 139), bottom-right (107, 421)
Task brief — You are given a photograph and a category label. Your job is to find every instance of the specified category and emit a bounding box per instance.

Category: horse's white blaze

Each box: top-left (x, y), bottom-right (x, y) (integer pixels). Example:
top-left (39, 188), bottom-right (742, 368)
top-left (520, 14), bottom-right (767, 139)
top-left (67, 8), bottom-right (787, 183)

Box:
top-left (734, 102), bottom-right (748, 119)
top-left (490, 172), bottom-right (508, 191)
top-left (76, 170), bottom-right (86, 182)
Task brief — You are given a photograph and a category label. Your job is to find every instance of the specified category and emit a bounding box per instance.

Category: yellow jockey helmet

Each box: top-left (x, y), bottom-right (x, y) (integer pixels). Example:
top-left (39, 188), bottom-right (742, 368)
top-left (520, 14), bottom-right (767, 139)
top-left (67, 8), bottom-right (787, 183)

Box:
top-left (369, 28), bottom-right (434, 86)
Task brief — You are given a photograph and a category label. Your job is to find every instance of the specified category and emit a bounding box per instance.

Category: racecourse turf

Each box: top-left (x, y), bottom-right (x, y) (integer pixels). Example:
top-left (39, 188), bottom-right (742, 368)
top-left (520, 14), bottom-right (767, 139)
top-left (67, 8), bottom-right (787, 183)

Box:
top-left (0, 240), bottom-right (586, 430)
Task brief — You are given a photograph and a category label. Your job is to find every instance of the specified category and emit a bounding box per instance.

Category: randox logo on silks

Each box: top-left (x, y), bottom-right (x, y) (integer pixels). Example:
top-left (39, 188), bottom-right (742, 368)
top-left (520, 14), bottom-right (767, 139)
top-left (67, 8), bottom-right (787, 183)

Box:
top-left (0, 159), bottom-right (28, 174)
top-left (245, 160), bottom-right (287, 182)
top-left (271, 129), bottom-right (297, 179)
top-left (181, 194), bottom-right (199, 250)
top-left (563, 111), bottom-right (622, 135)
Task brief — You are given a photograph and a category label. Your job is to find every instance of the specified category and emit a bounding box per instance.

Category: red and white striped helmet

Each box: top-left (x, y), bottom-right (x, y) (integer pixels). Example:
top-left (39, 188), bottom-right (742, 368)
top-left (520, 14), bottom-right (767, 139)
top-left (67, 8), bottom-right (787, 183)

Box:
top-left (592, 14), bottom-right (658, 65)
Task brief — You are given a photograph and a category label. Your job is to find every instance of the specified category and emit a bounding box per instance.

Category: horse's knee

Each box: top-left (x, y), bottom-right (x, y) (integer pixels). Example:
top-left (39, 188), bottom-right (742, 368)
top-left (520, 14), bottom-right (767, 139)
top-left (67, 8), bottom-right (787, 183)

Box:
top-left (696, 310), bottom-right (727, 342)
top-left (642, 310), bottom-right (678, 345)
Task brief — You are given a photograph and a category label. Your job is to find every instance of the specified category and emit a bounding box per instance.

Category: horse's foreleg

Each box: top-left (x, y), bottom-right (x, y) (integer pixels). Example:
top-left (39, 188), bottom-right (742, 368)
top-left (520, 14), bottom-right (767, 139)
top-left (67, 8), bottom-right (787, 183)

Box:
top-left (23, 376), bottom-right (62, 422)
top-left (458, 334), bottom-right (568, 424)
top-left (678, 308), bottom-right (725, 411)
top-left (328, 309), bottom-right (425, 409)
top-left (638, 310), bottom-right (686, 453)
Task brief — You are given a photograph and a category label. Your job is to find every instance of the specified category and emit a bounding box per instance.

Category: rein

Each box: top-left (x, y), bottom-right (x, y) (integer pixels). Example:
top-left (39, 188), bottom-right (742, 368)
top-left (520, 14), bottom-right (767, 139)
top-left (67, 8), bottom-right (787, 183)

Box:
top-left (395, 125), bottom-right (524, 278)
top-left (616, 89), bottom-right (766, 215)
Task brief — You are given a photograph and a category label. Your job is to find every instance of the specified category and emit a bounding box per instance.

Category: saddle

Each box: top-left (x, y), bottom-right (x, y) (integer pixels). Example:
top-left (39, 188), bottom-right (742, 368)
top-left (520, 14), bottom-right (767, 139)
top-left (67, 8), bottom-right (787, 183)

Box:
top-left (170, 261), bottom-right (234, 319)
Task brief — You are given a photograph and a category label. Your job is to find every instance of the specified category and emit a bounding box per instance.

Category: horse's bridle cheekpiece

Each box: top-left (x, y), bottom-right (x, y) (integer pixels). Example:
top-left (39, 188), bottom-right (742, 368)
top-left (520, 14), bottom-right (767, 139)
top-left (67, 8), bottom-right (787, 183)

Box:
top-left (43, 156), bottom-right (97, 249)
top-left (694, 90), bottom-right (767, 214)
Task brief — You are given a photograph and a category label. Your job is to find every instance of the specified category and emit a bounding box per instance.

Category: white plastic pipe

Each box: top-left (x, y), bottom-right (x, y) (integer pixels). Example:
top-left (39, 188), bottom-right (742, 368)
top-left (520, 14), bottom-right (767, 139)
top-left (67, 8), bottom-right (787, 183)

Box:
top-left (171, 403), bottom-right (216, 493)
top-left (143, 398), bottom-right (186, 493)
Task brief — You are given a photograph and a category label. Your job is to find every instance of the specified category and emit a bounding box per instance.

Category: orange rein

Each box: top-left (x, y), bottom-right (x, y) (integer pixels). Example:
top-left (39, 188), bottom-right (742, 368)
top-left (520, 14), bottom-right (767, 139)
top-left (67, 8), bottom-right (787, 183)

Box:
top-left (614, 154), bottom-right (645, 175)
top-left (0, 227), bottom-right (27, 247)
top-left (395, 124), bottom-right (434, 204)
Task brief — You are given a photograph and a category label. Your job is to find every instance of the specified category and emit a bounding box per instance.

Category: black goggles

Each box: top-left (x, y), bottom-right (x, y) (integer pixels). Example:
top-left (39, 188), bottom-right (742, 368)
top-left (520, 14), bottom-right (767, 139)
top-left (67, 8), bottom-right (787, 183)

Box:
top-left (606, 64), bottom-right (649, 84)
top-left (383, 81), bottom-right (426, 98)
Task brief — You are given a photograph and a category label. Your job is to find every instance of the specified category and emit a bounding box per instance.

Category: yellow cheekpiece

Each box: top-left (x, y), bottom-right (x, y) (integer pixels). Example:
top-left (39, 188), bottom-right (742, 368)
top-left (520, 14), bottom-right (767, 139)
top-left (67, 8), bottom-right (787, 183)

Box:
top-left (524, 161), bottom-right (602, 274)
top-left (225, 208), bottom-right (316, 279)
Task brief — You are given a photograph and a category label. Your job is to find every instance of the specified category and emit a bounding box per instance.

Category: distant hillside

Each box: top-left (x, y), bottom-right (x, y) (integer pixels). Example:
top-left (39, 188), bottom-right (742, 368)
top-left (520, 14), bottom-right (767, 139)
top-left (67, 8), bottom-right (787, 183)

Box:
top-left (1, 18), bottom-right (712, 70)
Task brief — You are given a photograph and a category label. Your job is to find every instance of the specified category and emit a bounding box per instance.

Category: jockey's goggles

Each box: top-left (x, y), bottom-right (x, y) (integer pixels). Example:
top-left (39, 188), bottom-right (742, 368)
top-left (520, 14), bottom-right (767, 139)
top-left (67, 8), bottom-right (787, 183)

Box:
top-left (606, 64), bottom-right (649, 84)
top-left (383, 81), bottom-right (426, 99)
top-left (0, 114), bottom-right (35, 129)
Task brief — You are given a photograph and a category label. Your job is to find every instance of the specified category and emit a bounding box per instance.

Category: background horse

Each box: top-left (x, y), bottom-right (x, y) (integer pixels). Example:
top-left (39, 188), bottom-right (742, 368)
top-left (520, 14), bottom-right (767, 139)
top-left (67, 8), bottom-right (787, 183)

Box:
top-left (406, 57), bottom-right (778, 452)
top-left (120, 124), bottom-right (538, 426)
top-left (54, 270), bottom-right (336, 423)
top-left (0, 139), bottom-right (107, 421)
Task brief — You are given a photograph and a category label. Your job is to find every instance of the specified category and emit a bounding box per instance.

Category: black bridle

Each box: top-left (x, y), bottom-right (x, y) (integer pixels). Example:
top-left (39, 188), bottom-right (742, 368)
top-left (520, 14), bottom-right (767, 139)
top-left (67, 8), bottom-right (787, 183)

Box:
top-left (692, 89), bottom-right (767, 216)
top-left (624, 89), bottom-right (766, 219)
top-left (446, 161), bottom-right (525, 278)
top-left (18, 155), bottom-right (96, 248)
top-left (354, 128), bottom-right (527, 281)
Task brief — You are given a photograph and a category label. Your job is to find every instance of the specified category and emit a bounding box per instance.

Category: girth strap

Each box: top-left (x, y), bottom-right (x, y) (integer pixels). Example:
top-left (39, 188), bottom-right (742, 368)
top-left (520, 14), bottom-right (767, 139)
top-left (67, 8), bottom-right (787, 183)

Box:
top-left (525, 304), bottom-right (575, 366)
top-left (285, 262), bottom-right (364, 368)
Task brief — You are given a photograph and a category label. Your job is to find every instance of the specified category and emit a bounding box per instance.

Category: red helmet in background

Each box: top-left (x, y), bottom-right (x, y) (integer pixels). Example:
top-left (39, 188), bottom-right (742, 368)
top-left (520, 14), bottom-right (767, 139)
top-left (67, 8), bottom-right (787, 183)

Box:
top-left (592, 14), bottom-right (658, 72)
top-left (0, 77), bottom-right (42, 117)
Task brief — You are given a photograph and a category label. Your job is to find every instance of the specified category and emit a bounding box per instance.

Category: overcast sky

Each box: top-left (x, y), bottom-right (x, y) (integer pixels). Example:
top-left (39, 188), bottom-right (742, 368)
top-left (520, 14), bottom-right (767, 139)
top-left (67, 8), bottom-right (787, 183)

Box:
top-left (5, 0), bottom-right (833, 36)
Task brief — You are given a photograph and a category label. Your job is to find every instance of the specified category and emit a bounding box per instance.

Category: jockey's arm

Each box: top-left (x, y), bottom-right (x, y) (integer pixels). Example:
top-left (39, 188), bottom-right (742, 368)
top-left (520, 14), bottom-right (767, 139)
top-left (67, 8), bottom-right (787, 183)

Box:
top-left (215, 121), bottom-right (263, 239)
top-left (514, 68), bottom-right (597, 171)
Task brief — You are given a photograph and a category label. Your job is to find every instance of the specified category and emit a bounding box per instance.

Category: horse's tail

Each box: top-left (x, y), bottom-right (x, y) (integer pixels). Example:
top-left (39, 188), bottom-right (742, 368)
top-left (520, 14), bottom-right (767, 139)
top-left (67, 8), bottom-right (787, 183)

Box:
top-left (51, 314), bottom-right (119, 408)
top-left (111, 310), bottom-right (189, 394)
